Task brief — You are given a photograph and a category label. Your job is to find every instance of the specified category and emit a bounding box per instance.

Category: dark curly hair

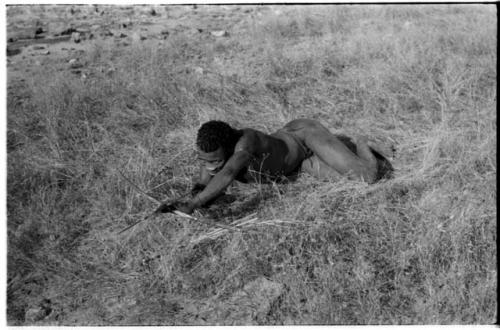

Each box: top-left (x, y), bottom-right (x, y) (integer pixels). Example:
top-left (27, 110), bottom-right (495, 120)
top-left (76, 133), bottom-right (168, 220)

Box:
top-left (196, 120), bottom-right (242, 152)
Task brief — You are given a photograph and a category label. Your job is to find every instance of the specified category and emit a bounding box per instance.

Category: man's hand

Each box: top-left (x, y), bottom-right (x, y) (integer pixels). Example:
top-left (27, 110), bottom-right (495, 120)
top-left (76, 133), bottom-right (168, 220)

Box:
top-left (154, 200), bottom-right (195, 215)
top-left (172, 201), bottom-right (195, 215)
top-left (154, 203), bottom-right (176, 214)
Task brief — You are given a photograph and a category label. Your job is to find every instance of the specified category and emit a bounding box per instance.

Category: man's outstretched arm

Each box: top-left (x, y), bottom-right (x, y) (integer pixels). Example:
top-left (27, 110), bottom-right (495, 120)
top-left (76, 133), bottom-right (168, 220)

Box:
top-left (156, 150), bottom-right (253, 214)
top-left (190, 150), bottom-right (252, 210)
top-left (191, 165), bottom-right (212, 196)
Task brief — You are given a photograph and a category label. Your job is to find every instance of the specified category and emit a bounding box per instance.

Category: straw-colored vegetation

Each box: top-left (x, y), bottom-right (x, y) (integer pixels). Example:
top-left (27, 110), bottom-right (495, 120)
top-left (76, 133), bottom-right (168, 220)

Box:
top-left (7, 5), bottom-right (496, 325)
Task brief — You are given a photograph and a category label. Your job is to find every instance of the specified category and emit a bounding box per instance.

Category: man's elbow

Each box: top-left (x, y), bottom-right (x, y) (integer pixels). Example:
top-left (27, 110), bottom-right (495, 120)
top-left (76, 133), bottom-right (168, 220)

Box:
top-left (219, 167), bottom-right (238, 183)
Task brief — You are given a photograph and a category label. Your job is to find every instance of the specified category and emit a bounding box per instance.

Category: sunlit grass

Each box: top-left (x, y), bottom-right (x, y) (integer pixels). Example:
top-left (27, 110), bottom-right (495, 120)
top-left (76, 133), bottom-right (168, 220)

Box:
top-left (7, 4), bottom-right (496, 325)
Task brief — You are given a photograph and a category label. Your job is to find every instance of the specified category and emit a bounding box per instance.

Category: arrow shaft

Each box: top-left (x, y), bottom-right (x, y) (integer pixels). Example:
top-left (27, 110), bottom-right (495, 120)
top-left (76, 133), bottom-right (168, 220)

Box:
top-left (117, 169), bottom-right (160, 204)
top-left (117, 213), bottom-right (154, 235)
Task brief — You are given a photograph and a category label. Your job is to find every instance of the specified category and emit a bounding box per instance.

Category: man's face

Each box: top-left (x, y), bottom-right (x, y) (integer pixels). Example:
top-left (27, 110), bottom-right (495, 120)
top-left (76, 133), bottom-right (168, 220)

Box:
top-left (198, 147), bottom-right (226, 176)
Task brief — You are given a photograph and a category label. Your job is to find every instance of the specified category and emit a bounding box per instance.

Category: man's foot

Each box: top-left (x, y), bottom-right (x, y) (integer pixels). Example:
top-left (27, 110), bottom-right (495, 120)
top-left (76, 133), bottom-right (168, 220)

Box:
top-left (353, 135), bottom-right (378, 183)
top-left (354, 135), bottom-right (369, 147)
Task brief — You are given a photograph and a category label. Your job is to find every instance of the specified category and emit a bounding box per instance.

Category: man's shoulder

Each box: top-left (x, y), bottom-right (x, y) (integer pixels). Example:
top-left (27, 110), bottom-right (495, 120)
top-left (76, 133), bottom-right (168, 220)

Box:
top-left (234, 128), bottom-right (265, 154)
top-left (240, 128), bottom-right (260, 135)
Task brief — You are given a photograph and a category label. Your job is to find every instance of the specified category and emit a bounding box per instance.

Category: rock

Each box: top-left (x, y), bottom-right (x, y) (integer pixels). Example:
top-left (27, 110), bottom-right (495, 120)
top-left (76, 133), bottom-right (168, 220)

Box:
top-left (76, 28), bottom-right (90, 34)
top-left (47, 22), bottom-right (67, 36)
top-left (160, 29), bottom-right (170, 39)
top-left (101, 29), bottom-right (114, 37)
top-left (7, 47), bottom-right (22, 57)
top-left (9, 30), bottom-right (36, 40)
top-left (191, 277), bottom-right (284, 325)
top-left (74, 28), bottom-right (91, 40)
top-left (41, 50), bottom-right (50, 55)
top-left (149, 8), bottom-right (157, 16)
top-left (193, 66), bottom-right (204, 75)
top-left (131, 32), bottom-right (147, 42)
top-left (69, 7), bottom-right (80, 15)
top-left (33, 45), bottom-right (46, 50)
top-left (24, 299), bottom-right (52, 323)
top-left (120, 19), bottom-right (133, 29)
top-left (106, 67), bottom-right (116, 76)
top-left (59, 27), bottom-right (78, 36)
top-left (211, 30), bottom-right (229, 37)
top-left (25, 307), bottom-right (45, 323)
top-left (68, 58), bottom-right (83, 69)
top-left (35, 27), bottom-right (44, 35)
top-left (71, 32), bottom-right (81, 43)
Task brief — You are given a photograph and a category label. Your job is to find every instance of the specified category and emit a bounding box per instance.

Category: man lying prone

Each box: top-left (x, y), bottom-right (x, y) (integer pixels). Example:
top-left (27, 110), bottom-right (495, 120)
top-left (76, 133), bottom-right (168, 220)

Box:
top-left (157, 119), bottom-right (393, 215)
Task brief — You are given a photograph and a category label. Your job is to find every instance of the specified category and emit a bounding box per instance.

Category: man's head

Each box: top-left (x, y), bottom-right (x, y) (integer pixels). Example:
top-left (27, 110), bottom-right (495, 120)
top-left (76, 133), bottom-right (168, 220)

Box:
top-left (196, 120), bottom-right (241, 175)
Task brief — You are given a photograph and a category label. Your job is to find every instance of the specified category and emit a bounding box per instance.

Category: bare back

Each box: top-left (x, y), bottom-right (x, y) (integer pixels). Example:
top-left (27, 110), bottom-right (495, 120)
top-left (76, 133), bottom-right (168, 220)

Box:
top-left (234, 128), bottom-right (308, 182)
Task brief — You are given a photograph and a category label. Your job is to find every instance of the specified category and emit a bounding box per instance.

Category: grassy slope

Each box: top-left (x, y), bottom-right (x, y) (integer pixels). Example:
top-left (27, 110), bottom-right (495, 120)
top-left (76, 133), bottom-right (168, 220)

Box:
top-left (7, 5), bottom-right (497, 325)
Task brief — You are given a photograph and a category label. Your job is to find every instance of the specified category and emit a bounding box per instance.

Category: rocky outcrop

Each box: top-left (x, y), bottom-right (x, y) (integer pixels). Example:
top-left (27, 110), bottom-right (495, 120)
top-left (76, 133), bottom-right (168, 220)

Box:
top-left (211, 30), bottom-right (229, 37)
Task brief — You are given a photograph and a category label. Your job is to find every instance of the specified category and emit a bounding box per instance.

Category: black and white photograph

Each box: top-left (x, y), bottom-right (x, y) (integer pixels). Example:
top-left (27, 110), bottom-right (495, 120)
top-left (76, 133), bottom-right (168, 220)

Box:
top-left (5, 2), bottom-right (497, 325)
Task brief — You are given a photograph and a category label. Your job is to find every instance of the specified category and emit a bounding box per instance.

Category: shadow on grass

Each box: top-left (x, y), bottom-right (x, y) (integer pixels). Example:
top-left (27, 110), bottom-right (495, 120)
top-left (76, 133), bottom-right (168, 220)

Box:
top-left (202, 186), bottom-right (280, 221)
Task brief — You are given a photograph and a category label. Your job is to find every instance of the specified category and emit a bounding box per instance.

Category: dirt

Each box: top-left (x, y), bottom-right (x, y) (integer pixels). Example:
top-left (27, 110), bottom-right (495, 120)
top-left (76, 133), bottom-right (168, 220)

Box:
top-left (6, 4), bottom-right (271, 88)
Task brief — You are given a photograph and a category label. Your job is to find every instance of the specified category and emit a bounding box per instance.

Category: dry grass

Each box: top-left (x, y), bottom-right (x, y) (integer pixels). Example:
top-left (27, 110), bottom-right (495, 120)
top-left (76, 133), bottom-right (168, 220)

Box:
top-left (7, 4), bottom-right (496, 325)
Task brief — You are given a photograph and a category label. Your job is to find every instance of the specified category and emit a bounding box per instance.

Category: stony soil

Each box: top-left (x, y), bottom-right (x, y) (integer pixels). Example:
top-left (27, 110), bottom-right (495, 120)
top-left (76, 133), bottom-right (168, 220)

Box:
top-left (7, 4), bottom-right (267, 90)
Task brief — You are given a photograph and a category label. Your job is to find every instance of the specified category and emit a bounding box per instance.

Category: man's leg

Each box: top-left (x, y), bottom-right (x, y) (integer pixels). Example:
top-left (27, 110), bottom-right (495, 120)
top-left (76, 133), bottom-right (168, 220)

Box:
top-left (300, 155), bottom-right (343, 180)
top-left (283, 119), bottom-right (378, 183)
top-left (335, 134), bottom-right (394, 181)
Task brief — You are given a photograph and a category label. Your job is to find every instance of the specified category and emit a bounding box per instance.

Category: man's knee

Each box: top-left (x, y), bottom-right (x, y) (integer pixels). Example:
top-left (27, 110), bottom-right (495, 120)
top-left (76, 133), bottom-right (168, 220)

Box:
top-left (283, 119), bottom-right (327, 142)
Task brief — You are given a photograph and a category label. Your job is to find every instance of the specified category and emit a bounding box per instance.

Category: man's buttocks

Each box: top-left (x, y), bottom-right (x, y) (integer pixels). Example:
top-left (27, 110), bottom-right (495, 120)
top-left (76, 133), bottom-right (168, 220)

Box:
top-left (268, 130), bottom-right (310, 175)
